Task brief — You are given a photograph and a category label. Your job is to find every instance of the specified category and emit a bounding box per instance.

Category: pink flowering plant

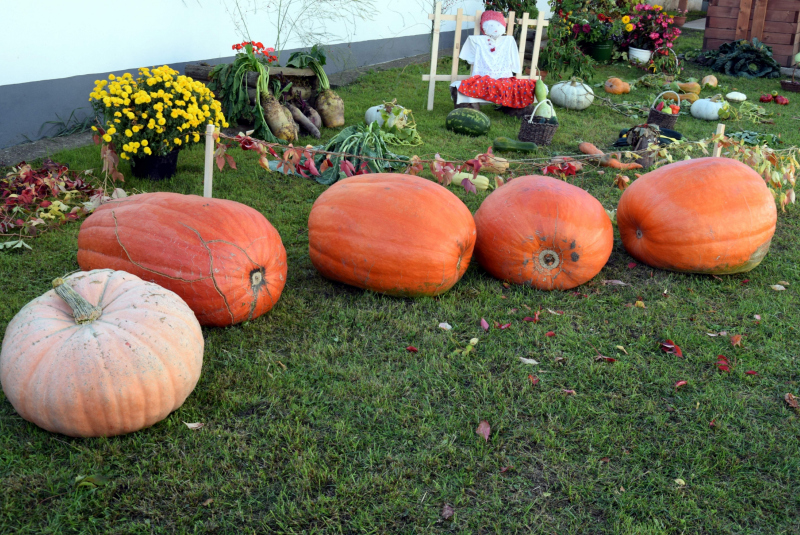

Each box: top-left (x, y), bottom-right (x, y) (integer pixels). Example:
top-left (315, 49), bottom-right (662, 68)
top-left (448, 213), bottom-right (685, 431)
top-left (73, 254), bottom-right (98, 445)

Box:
top-left (620, 4), bottom-right (681, 51)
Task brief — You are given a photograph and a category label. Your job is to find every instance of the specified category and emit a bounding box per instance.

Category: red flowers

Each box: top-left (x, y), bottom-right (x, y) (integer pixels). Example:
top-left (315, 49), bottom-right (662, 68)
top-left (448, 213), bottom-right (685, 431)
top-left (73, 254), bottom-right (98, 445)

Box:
top-left (232, 41), bottom-right (278, 63)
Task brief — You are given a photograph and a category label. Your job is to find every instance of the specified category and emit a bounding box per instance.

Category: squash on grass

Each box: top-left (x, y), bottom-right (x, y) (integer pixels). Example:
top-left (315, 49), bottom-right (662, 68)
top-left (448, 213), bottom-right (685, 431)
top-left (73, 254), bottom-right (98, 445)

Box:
top-left (77, 192), bottom-right (287, 327)
top-left (0, 269), bottom-right (203, 437)
top-left (604, 77), bottom-right (630, 94)
top-left (308, 173), bottom-right (476, 296)
top-left (549, 78), bottom-right (595, 110)
top-left (474, 175), bottom-right (613, 290)
top-left (616, 157), bottom-right (777, 274)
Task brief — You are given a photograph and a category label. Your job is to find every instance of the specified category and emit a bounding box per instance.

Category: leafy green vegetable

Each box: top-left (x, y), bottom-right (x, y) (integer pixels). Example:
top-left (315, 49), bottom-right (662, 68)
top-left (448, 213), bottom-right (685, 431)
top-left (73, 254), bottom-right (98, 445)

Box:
top-left (313, 123), bottom-right (408, 185)
top-left (285, 44), bottom-right (331, 91)
top-left (695, 38), bottom-right (781, 79)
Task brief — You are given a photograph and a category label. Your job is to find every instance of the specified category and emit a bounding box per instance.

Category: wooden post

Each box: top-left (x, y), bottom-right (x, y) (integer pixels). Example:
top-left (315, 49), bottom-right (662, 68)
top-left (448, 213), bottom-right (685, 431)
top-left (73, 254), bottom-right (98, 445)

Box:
top-left (712, 123), bottom-right (726, 157)
top-left (517, 12), bottom-right (530, 78)
top-left (204, 123), bottom-right (215, 198)
top-left (426, 2), bottom-right (443, 111)
top-left (450, 8), bottom-right (464, 82)
top-left (735, 0), bottom-right (754, 40)
top-left (530, 12), bottom-right (547, 81)
top-left (506, 11), bottom-right (516, 36)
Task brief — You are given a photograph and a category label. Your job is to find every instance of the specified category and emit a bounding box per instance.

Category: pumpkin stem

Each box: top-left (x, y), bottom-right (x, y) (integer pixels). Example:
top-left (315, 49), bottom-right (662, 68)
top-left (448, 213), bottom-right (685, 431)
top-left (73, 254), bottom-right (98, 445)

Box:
top-left (52, 278), bottom-right (103, 324)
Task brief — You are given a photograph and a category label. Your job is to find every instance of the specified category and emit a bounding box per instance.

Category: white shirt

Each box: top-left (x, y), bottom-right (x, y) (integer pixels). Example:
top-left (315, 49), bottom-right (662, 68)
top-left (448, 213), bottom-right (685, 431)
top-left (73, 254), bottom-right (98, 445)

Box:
top-left (459, 35), bottom-right (521, 79)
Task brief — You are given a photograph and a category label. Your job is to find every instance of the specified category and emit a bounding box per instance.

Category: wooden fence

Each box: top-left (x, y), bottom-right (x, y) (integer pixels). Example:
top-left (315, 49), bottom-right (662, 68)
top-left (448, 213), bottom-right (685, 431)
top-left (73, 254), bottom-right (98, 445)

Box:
top-left (703, 0), bottom-right (800, 67)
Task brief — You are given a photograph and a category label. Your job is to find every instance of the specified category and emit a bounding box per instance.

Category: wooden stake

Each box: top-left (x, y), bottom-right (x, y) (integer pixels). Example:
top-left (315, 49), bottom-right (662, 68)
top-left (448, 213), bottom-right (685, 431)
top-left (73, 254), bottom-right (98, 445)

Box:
top-left (517, 12), bottom-right (529, 78)
top-left (204, 123), bottom-right (215, 198)
top-left (426, 2), bottom-right (443, 111)
top-left (450, 8), bottom-right (464, 82)
top-left (530, 12), bottom-right (548, 81)
top-left (712, 123), bottom-right (726, 157)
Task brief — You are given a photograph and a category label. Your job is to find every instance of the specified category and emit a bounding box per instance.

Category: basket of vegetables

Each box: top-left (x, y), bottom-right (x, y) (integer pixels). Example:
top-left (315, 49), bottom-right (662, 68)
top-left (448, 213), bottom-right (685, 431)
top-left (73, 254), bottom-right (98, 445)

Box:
top-left (519, 99), bottom-right (558, 146)
top-left (647, 91), bottom-right (681, 129)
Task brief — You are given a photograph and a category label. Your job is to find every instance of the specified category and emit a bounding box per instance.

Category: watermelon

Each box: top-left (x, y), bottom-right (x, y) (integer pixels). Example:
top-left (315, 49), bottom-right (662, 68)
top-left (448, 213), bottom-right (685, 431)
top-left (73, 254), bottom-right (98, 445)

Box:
top-left (445, 108), bottom-right (490, 137)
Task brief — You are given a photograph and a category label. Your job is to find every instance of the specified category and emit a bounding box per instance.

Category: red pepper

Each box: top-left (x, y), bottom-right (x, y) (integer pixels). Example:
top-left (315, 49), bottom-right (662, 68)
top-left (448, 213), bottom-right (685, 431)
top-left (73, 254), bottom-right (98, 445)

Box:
top-left (774, 95), bottom-right (790, 105)
top-left (669, 104), bottom-right (680, 114)
top-left (760, 94), bottom-right (773, 103)
top-left (656, 101), bottom-right (665, 112)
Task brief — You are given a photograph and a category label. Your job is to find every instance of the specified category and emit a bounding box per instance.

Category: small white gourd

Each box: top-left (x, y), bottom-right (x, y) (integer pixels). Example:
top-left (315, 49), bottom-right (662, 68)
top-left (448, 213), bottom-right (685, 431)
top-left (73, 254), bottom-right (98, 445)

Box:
top-left (726, 91), bottom-right (747, 103)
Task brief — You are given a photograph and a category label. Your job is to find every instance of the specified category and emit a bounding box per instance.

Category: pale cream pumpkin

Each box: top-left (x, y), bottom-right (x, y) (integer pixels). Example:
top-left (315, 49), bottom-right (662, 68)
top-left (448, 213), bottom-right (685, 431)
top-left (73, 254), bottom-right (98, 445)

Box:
top-left (0, 269), bottom-right (204, 437)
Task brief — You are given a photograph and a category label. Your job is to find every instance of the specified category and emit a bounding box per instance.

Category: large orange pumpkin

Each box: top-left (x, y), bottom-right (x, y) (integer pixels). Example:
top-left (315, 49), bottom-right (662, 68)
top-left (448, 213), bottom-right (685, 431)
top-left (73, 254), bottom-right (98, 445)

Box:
top-left (77, 192), bottom-right (287, 327)
top-left (0, 270), bottom-right (203, 437)
top-left (308, 174), bottom-right (476, 296)
top-left (617, 157), bottom-right (777, 274)
top-left (474, 175), bottom-right (613, 290)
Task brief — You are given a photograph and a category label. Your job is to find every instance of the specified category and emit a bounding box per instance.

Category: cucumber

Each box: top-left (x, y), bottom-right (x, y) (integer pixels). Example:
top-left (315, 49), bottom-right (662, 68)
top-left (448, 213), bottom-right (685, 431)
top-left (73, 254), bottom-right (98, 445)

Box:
top-left (492, 137), bottom-right (537, 152)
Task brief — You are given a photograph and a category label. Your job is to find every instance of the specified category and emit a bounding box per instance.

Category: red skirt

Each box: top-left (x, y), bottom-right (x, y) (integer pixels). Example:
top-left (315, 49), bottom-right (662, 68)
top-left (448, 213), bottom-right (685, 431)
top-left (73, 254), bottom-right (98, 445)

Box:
top-left (457, 76), bottom-right (536, 108)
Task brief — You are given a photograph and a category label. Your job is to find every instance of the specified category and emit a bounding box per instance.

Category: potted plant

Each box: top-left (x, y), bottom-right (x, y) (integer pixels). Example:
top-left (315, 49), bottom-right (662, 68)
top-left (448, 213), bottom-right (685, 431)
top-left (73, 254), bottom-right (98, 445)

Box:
top-left (673, 0), bottom-right (688, 27)
top-left (579, 13), bottom-right (623, 63)
top-left (89, 66), bottom-right (227, 180)
top-left (620, 4), bottom-right (681, 65)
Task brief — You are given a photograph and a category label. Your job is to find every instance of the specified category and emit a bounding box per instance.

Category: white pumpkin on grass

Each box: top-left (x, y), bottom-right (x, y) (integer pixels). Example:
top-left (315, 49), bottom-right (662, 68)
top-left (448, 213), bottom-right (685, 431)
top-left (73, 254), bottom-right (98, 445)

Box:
top-left (691, 94), bottom-right (726, 121)
top-left (726, 92), bottom-right (747, 103)
top-left (365, 101), bottom-right (408, 128)
top-left (549, 78), bottom-right (595, 110)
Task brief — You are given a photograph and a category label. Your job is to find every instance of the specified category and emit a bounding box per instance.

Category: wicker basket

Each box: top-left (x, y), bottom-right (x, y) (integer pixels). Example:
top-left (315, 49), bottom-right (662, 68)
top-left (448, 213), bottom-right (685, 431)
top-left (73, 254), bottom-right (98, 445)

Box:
top-left (646, 91), bottom-right (679, 129)
top-left (519, 99), bottom-right (558, 146)
top-left (781, 66), bottom-right (800, 92)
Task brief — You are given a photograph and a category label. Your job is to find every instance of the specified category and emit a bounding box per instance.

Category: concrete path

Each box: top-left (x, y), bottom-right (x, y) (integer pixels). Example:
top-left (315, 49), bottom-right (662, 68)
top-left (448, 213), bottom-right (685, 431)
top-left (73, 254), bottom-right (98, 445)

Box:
top-left (682, 18), bottom-right (706, 30)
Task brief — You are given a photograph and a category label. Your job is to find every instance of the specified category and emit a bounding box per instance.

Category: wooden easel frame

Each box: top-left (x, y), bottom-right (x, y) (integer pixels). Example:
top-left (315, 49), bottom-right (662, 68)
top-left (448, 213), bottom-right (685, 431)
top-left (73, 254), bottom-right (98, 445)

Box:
top-left (421, 1), bottom-right (549, 111)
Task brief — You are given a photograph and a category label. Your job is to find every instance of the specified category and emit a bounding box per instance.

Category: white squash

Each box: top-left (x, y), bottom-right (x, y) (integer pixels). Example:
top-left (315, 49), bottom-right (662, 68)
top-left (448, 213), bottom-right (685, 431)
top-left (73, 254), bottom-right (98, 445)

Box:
top-left (726, 91), bottom-right (747, 103)
top-left (691, 95), bottom-right (725, 121)
top-left (549, 78), bottom-right (595, 110)
top-left (365, 103), bottom-right (407, 127)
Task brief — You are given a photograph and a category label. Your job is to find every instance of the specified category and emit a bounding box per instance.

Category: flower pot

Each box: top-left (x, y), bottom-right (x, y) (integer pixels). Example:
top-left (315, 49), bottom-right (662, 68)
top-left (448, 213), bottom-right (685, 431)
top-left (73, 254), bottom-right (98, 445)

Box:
top-left (587, 40), bottom-right (614, 62)
top-left (131, 149), bottom-right (180, 180)
top-left (673, 16), bottom-right (687, 27)
top-left (629, 46), bottom-right (653, 65)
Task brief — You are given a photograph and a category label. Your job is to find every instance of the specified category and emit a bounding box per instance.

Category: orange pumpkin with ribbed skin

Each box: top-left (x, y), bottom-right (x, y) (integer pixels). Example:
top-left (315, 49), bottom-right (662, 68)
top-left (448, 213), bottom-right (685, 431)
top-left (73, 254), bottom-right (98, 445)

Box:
top-left (474, 176), bottom-right (613, 290)
top-left (617, 157), bottom-right (777, 274)
top-left (0, 270), bottom-right (203, 437)
top-left (77, 192), bottom-right (287, 327)
top-left (308, 174), bottom-right (476, 296)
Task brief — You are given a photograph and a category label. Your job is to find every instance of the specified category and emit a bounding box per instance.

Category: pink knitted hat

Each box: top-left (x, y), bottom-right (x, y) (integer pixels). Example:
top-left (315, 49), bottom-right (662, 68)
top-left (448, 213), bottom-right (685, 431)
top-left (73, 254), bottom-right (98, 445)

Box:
top-left (480, 11), bottom-right (506, 34)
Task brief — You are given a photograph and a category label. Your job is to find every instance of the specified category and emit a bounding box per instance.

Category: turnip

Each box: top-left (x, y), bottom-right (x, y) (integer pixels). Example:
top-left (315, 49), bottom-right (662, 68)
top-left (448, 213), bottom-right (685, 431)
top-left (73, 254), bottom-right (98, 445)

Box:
top-left (286, 45), bottom-right (344, 128)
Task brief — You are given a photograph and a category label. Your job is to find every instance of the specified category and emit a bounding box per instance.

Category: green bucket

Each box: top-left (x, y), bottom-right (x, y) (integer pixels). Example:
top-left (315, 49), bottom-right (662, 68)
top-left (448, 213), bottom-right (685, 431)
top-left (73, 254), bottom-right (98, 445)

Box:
top-left (587, 41), bottom-right (614, 63)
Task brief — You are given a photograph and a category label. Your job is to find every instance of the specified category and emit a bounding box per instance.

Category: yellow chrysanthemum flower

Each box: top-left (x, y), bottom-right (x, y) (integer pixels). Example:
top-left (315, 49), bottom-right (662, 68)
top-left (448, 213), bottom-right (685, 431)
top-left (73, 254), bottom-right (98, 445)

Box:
top-left (144, 147), bottom-right (152, 155)
top-left (625, 23), bottom-right (634, 32)
top-left (141, 140), bottom-right (148, 146)
top-left (125, 129), bottom-right (133, 137)
top-left (103, 134), bottom-right (112, 142)
top-left (622, 15), bottom-right (630, 23)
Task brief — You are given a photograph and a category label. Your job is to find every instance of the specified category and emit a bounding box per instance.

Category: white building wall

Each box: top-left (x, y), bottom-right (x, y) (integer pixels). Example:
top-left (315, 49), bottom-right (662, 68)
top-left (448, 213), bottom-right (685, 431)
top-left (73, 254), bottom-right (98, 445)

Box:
top-left (0, 0), bottom-right (488, 87)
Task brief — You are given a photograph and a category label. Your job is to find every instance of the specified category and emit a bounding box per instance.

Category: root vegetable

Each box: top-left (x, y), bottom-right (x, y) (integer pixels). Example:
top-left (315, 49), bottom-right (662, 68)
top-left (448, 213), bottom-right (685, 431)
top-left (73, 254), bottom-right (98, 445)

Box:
top-left (305, 106), bottom-right (322, 130)
top-left (316, 89), bottom-right (345, 128)
top-left (262, 95), bottom-right (297, 142)
top-left (579, 142), bottom-right (642, 170)
top-left (288, 103), bottom-right (320, 138)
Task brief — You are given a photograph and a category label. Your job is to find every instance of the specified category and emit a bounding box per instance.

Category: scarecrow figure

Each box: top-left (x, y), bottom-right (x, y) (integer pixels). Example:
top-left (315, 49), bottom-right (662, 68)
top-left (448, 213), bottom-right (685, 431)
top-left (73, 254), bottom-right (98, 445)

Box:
top-left (451, 11), bottom-right (538, 114)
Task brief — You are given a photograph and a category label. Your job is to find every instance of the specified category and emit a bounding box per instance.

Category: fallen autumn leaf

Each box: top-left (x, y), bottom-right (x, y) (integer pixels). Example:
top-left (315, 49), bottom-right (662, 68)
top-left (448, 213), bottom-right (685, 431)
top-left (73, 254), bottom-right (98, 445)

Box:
top-left (730, 334), bottom-right (742, 347)
top-left (480, 318), bottom-right (489, 331)
top-left (519, 357), bottom-right (539, 365)
top-left (528, 374), bottom-right (540, 385)
top-left (439, 322), bottom-right (452, 330)
top-left (545, 331), bottom-right (556, 337)
top-left (674, 380), bottom-right (688, 390)
top-left (785, 393), bottom-right (799, 409)
top-left (441, 504), bottom-right (455, 520)
top-left (183, 422), bottom-right (204, 430)
top-left (660, 340), bottom-right (684, 358)
top-left (771, 284), bottom-right (786, 291)
top-left (602, 280), bottom-right (627, 286)
top-left (406, 346), bottom-right (418, 353)
top-left (476, 420), bottom-right (491, 442)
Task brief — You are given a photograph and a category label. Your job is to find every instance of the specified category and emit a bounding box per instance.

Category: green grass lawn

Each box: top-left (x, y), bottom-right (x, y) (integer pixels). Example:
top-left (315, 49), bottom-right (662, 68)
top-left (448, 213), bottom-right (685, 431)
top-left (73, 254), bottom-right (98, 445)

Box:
top-left (2, 29), bottom-right (800, 533)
